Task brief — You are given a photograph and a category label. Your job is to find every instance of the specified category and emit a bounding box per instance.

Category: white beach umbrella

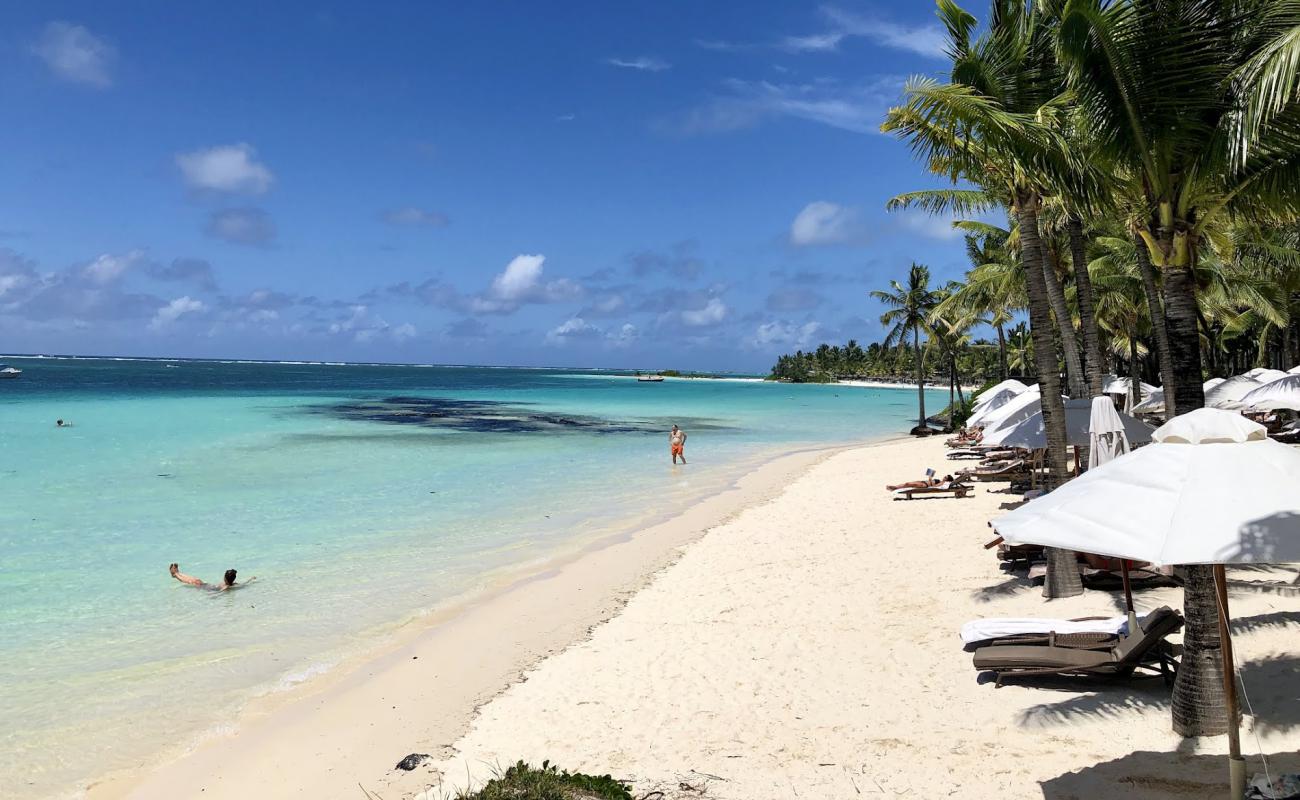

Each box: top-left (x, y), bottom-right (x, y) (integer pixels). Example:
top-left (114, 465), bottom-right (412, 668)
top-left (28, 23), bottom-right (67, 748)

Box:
top-left (1102, 375), bottom-right (1157, 397)
top-left (1130, 387), bottom-right (1166, 414)
top-left (973, 386), bottom-right (1051, 434)
top-left (1290, 365), bottom-right (1300, 375)
top-left (981, 398), bottom-right (1153, 449)
top-left (966, 388), bottom-right (1020, 427)
top-left (1243, 367), bottom-right (1289, 384)
top-left (1205, 375), bottom-right (1263, 409)
top-left (973, 379), bottom-right (1029, 406)
top-left (1132, 380), bottom-right (1220, 416)
top-left (1238, 374), bottom-right (1300, 411)
top-left (992, 408), bottom-right (1300, 798)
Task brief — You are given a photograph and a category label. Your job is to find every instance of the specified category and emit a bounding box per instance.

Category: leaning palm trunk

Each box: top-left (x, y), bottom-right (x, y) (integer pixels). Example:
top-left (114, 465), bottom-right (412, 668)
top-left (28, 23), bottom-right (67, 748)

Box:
top-left (1161, 262), bottom-right (1206, 416)
top-left (1068, 217), bottom-right (1105, 396)
top-left (1134, 234), bottom-right (1178, 416)
top-left (1042, 253), bottom-right (1087, 398)
top-left (1016, 196), bottom-right (1082, 599)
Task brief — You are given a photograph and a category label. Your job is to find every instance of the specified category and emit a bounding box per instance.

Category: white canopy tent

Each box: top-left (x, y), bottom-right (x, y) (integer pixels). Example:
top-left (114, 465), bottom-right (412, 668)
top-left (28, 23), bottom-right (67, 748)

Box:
top-left (1238, 374), bottom-right (1300, 411)
top-left (992, 409), bottom-right (1300, 799)
top-left (980, 397), bottom-right (1154, 449)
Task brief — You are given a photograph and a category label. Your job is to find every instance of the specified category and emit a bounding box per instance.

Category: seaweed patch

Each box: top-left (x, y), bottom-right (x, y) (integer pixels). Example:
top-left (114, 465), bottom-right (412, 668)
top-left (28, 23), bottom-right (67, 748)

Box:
top-left (303, 396), bottom-right (732, 436)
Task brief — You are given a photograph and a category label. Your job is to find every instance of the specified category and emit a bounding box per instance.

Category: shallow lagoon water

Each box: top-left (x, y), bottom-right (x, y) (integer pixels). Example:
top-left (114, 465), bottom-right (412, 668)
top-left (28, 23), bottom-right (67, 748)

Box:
top-left (0, 357), bottom-right (946, 797)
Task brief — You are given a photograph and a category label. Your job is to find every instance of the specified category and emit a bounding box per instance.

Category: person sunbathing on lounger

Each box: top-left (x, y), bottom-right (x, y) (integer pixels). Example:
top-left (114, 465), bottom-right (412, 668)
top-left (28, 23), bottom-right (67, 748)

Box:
top-left (886, 473), bottom-right (955, 491)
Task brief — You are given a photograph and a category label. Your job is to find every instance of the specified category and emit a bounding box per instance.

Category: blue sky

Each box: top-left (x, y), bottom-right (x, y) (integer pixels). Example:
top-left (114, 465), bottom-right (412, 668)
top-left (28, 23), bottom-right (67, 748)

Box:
top-left (0, 2), bottom-right (986, 371)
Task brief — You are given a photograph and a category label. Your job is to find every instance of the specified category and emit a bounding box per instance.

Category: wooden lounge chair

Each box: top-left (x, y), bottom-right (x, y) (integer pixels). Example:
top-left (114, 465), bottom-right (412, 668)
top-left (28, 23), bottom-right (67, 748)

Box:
top-left (969, 606), bottom-right (1181, 649)
top-left (972, 459), bottom-right (1030, 481)
top-left (892, 482), bottom-right (972, 500)
top-left (972, 606), bottom-right (1184, 687)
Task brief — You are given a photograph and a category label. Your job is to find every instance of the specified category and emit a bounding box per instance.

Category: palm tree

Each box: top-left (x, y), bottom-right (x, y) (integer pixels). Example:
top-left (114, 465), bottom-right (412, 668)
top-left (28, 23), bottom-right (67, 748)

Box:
top-left (872, 263), bottom-right (940, 431)
top-left (1006, 322), bottom-right (1035, 375)
top-left (1057, 0), bottom-right (1300, 737)
top-left (884, 0), bottom-right (1086, 597)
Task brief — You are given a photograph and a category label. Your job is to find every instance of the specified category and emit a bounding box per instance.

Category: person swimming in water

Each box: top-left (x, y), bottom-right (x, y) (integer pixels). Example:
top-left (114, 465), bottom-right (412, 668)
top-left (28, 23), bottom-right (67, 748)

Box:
top-left (169, 563), bottom-right (253, 591)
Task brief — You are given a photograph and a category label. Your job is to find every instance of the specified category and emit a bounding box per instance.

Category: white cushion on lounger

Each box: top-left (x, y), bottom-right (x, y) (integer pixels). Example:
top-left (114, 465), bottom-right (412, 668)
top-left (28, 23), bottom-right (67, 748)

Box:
top-left (959, 614), bottom-right (1131, 645)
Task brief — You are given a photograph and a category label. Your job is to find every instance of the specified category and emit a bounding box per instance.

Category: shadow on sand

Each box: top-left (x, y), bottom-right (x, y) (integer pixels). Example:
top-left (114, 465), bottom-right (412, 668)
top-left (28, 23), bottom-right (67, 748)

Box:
top-left (1039, 749), bottom-right (1300, 799)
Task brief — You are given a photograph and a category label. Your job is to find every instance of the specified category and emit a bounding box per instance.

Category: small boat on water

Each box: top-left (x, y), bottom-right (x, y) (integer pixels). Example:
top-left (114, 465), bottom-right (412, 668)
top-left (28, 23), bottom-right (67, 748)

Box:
top-left (636, 373), bottom-right (665, 383)
top-left (0, 364), bottom-right (21, 378)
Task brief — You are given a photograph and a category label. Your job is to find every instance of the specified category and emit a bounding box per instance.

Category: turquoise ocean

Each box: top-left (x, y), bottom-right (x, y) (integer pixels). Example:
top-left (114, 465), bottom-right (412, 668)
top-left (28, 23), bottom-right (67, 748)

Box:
top-left (0, 356), bottom-right (945, 798)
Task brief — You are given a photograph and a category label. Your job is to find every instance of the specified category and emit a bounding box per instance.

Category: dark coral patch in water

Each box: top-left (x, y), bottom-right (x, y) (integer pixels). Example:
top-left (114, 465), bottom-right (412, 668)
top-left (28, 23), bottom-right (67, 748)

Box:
top-left (305, 396), bottom-right (731, 436)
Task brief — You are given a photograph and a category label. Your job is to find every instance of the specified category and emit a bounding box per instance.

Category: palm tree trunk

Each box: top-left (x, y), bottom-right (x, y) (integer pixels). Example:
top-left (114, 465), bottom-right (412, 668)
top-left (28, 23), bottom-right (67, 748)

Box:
top-left (1068, 217), bottom-right (1105, 396)
top-left (914, 327), bottom-right (926, 431)
top-left (1161, 262), bottom-right (1206, 416)
top-left (996, 323), bottom-right (1008, 380)
top-left (1129, 336), bottom-right (1140, 409)
top-left (1042, 247), bottom-right (1087, 398)
top-left (1016, 195), bottom-right (1082, 599)
top-left (948, 361), bottom-right (956, 431)
top-left (1157, 250), bottom-right (1226, 738)
top-left (1134, 234), bottom-right (1178, 416)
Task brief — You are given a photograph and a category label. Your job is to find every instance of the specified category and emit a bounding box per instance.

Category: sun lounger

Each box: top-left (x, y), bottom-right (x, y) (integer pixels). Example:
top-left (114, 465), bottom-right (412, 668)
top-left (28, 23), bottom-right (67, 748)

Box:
top-left (892, 482), bottom-right (972, 500)
top-left (961, 614), bottom-right (1130, 647)
top-left (971, 459), bottom-right (1030, 481)
top-left (961, 606), bottom-right (1179, 648)
top-left (972, 606), bottom-right (1184, 687)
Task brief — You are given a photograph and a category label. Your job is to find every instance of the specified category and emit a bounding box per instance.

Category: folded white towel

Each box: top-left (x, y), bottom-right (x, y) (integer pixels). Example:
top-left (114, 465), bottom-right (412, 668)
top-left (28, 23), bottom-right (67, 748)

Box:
top-left (959, 614), bottom-right (1132, 645)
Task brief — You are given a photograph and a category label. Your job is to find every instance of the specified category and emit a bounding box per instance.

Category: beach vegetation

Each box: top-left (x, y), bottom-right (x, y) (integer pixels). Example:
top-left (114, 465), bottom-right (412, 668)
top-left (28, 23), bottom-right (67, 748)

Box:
top-left (876, 0), bottom-right (1300, 737)
top-left (452, 760), bottom-right (634, 800)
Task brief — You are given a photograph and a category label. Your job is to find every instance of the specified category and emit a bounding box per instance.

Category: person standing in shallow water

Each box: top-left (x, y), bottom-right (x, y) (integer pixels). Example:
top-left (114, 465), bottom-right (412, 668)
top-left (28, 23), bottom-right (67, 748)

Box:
top-left (669, 424), bottom-right (687, 465)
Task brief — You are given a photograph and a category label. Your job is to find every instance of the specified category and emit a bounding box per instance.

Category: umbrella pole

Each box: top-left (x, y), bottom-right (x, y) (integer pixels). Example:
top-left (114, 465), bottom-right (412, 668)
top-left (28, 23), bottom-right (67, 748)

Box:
top-left (1213, 564), bottom-right (1246, 799)
top-left (1120, 559), bottom-right (1137, 631)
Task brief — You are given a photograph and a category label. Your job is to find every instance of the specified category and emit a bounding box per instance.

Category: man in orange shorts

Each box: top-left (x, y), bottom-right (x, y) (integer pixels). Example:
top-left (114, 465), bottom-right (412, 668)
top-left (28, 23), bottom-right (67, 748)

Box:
top-left (669, 424), bottom-right (687, 464)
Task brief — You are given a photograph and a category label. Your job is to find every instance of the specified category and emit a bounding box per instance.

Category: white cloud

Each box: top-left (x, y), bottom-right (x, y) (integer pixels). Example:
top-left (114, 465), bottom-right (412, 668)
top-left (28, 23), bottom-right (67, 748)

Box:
top-left (680, 297), bottom-right (728, 327)
top-left (668, 76), bottom-right (903, 136)
top-left (609, 323), bottom-right (639, 347)
top-left (697, 7), bottom-right (945, 60)
top-left (779, 32), bottom-right (846, 53)
top-left (150, 296), bottom-right (205, 330)
top-left (821, 7), bottom-right (946, 58)
top-left (32, 22), bottom-right (115, 88)
top-left (790, 201), bottom-right (865, 246)
top-left (176, 144), bottom-right (274, 194)
top-left (383, 207), bottom-right (449, 227)
top-left (392, 322), bottom-right (417, 342)
top-left (751, 320), bottom-right (822, 348)
top-left (470, 254), bottom-right (581, 314)
top-left (81, 250), bottom-right (143, 284)
top-left (546, 316), bottom-right (602, 344)
top-left (205, 208), bottom-right (276, 246)
top-left (606, 56), bottom-right (670, 71)
top-left (895, 210), bottom-right (964, 241)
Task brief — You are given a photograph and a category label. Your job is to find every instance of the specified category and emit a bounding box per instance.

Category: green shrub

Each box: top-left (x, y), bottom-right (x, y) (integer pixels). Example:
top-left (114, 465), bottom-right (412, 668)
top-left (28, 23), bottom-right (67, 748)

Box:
top-left (459, 761), bottom-right (633, 800)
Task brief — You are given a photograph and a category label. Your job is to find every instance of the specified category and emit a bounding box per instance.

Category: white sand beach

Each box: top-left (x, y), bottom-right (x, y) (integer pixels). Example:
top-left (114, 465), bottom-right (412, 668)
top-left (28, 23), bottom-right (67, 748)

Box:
top-left (94, 436), bottom-right (1300, 799)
